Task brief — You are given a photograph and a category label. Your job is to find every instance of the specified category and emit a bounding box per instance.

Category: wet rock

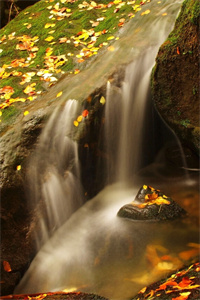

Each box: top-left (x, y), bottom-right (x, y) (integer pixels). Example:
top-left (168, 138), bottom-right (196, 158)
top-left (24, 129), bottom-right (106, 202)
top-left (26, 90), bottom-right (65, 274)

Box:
top-left (0, 292), bottom-right (108, 300)
top-left (117, 185), bottom-right (186, 221)
top-left (151, 0), bottom-right (200, 155)
top-left (131, 261), bottom-right (200, 300)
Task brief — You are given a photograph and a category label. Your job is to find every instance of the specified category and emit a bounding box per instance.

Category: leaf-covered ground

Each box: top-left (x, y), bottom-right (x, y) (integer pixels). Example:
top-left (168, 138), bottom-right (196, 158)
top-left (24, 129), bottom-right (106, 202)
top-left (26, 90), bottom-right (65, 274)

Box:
top-left (0, 0), bottom-right (153, 122)
top-left (132, 261), bottom-right (200, 300)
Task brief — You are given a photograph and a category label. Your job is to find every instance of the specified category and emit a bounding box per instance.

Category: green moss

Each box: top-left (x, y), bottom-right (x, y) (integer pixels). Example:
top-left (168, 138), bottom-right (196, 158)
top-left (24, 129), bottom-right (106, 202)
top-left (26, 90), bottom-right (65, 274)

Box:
top-left (0, 0), bottom-right (148, 112)
top-left (1, 106), bottom-right (20, 122)
top-left (190, 0), bottom-right (200, 25)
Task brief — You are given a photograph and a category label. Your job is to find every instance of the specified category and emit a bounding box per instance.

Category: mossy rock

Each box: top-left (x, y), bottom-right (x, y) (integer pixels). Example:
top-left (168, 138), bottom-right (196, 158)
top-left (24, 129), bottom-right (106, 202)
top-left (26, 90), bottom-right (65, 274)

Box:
top-left (151, 0), bottom-right (200, 155)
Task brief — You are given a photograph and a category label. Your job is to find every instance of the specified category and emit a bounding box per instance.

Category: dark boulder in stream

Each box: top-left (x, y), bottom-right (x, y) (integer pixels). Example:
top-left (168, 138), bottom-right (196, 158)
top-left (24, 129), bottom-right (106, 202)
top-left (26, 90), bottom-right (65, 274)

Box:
top-left (117, 185), bottom-right (186, 221)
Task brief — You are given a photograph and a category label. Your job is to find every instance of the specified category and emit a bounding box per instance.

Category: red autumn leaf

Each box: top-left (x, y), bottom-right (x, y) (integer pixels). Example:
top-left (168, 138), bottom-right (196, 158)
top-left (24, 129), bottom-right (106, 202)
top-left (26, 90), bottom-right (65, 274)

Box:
top-left (3, 261), bottom-right (12, 272)
top-left (118, 22), bottom-right (124, 27)
top-left (178, 277), bottom-right (192, 288)
top-left (177, 47), bottom-right (180, 55)
top-left (159, 280), bottom-right (177, 290)
top-left (82, 109), bottom-right (89, 117)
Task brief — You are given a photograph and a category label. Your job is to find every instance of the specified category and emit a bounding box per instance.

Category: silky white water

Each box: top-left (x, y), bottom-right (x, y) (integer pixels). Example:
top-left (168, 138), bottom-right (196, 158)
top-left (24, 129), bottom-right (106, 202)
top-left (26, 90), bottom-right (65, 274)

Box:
top-left (27, 100), bottom-right (84, 247)
top-left (14, 1), bottom-right (199, 299)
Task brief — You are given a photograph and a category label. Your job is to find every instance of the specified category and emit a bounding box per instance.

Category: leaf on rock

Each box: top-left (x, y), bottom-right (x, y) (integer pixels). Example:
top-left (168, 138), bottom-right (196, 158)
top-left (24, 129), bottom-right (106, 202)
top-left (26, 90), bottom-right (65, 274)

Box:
top-left (3, 261), bottom-right (12, 272)
top-left (56, 91), bottom-right (63, 97)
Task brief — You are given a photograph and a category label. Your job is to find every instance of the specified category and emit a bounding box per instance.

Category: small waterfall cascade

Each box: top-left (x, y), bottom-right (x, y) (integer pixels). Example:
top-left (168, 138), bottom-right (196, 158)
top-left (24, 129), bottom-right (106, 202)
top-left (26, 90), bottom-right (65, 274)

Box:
top-left (103, 0), bottom-right (186, 184)
top-left (105, 51), bottom-right (157, 182)
top-left (28, 100), bottom-right (84, 247)
top-left (15, 1), bottom-right (199, 299)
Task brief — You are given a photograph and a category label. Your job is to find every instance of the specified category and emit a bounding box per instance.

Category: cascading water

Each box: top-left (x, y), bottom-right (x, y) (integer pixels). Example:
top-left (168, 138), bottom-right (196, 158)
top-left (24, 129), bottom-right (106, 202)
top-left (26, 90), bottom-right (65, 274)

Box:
top-left (15, 0), bottom-right (199, 299)
top-left (105, 50), bottom-right (159, 182)
top-left (28, 100), bottom-right (84, 247)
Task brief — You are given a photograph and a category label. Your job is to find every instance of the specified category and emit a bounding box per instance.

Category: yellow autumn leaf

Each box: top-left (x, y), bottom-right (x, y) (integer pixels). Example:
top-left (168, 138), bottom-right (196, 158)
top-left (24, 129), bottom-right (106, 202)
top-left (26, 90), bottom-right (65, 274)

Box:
top-left (100, 96), bottom-right (106, 105)
top-left (24, 111), bottom-right (29, 116)
top-left (77, 115), bottom-right (83, 122)
top-left (73, 120), bottom-right (79, 127)
top-left (45, 36), bottom-right (54, 42)
top-left (141, 9), bottom-right (151, 16)
top-left (107, 36), bottom-right (115, 40)
top-left (16, 165), bottom-right (21, 171)
top-left (45, 23), bottom-right (56, 29)
top-left (56, 91), bottom-right (63, 97)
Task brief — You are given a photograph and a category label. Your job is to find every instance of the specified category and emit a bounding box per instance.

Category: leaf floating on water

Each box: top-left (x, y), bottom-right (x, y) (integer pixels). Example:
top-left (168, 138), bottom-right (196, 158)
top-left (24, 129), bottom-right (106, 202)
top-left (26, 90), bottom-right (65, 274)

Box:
top-left (3, 261), bottom-right (12, 272)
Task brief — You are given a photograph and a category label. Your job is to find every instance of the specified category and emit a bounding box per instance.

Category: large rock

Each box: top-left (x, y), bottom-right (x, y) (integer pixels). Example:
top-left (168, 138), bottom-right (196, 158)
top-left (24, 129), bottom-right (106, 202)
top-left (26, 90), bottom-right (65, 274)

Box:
top-left (117, 185), bottom-right (186, 221)
top-left (151, 0), bottom-right (200, 155)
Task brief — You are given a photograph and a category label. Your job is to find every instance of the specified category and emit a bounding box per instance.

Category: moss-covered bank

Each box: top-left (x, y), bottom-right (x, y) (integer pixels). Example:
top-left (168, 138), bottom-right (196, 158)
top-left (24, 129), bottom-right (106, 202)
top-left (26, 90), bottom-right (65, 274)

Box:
top-left (151, 0), bottom-right (199, 156)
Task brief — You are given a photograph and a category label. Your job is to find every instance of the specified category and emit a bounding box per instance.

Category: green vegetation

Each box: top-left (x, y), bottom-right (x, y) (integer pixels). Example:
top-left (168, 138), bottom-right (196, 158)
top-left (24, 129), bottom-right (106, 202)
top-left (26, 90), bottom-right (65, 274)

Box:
top-left (0, 0), bottom-right (147, 117)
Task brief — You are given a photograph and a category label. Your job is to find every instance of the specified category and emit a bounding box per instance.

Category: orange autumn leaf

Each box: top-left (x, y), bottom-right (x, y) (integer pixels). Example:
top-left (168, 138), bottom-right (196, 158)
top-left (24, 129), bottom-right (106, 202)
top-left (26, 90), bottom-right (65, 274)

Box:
top-left (178, 277), bottom-right (192, 288)
top-left (159, 280), bottom-right (177, 290)
top-left (82, 109), bottom-right (89, 117)
top-left (3, 261), bottom-right (12, 272)
top-left (0, 86), bottom-right (14, 94)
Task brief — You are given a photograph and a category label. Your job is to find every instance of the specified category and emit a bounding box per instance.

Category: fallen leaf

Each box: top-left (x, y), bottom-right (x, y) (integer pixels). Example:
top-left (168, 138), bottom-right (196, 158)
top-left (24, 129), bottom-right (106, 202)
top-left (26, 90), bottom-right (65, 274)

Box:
top-left (100, 96), bottom-right (106, 104)
top-left (3, 261), bottom-right (12, 272)
top-left (24, 111), bottom-right (29, 116)
top-left (73, 120), bottom-right (79, 127)
top-left (56, 91), bottom-right (63, 97)
top-left (82, 109), bottom-right (89, 117)
top-left (107, 46), bottom-right (115, 51)
top-left (141, 9), bottom-right (151, 15)
top-left (45, 36), bottom-right (54, 42)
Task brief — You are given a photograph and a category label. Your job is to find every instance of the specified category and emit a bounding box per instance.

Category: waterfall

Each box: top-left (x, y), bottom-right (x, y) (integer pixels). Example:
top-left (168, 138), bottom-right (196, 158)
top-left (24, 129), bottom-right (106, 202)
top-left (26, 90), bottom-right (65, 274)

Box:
top-left (28, 100), bottom-right (84, 247)
top-left (105, 50), bottom-right (157, 182)
top-left (15, 0), bottom-right (196, 298)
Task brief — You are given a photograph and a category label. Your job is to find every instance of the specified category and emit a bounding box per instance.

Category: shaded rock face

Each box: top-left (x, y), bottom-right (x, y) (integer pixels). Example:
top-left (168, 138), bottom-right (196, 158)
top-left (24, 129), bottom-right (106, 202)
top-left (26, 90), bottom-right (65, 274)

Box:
top-left (117, 185), bottom-right (186, 221)
top-left (151, 0), bottom-right (200, 156)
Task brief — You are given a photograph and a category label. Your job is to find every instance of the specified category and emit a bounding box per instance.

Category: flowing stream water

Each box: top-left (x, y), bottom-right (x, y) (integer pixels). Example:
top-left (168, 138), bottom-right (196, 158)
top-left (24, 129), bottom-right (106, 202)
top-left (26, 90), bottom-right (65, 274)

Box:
top-left (15, 0), bottom-right (199, 299)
